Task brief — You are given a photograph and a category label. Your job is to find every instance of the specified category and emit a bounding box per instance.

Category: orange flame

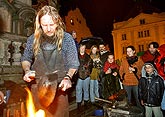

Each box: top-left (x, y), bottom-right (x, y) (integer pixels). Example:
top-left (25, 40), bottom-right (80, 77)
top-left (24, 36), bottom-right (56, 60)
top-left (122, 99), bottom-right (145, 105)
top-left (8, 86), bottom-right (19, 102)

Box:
top-left (25, 87), bottom-right (45, 117)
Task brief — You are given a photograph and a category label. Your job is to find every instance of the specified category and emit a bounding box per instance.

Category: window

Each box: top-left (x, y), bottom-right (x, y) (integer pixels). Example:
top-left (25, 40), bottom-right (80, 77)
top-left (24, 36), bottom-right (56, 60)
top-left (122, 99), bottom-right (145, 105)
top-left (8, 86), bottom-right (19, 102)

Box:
top-left (138, 30), bottom-right (150, 38)
top-left (140, 19), bottom-right (145, 25)
top-left (122, 34), bottom-right (127, 40)
top-left (138, 45), bottom-right (144, 52)
top-left (122, 46), bottom-right (127, 54)
top-left (140, 31), bottom-right (143, 38)
top-left (147, 30), bottom-right (150, 36)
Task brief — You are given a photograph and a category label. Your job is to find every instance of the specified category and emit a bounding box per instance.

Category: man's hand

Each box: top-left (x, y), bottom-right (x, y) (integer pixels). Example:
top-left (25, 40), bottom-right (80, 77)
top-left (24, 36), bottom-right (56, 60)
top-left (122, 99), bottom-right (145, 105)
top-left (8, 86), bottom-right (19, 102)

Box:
top-left (23, 70), bottom-right (35, 82)
top-left (141, 100), bottom-right (144, 106)
top-left (112, 72), bottom-right (118, 76)
top-left (59, 77), bottom-right (72, 91)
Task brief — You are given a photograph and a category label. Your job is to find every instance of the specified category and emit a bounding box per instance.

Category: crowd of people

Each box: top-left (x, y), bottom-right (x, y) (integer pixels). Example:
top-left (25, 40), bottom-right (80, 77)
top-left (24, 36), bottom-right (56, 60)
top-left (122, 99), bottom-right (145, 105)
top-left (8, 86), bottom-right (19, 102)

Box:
top-left (20, 5), bottom-right (165, 117)
top-left (74, 41), bottom-right (165, 117)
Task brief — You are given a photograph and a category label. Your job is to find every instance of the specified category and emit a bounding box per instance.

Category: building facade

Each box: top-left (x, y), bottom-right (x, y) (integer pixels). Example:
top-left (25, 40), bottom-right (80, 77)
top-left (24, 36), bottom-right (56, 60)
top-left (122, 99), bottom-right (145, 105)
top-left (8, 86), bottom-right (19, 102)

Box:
top-left (0, 0), bottom-right (92, 83)
top-left (0, 0), bottom-right (36, 83)
top-left (65, 7), bottom-right (92, 43)
top-left (112, 12), bottom-right (165, 60)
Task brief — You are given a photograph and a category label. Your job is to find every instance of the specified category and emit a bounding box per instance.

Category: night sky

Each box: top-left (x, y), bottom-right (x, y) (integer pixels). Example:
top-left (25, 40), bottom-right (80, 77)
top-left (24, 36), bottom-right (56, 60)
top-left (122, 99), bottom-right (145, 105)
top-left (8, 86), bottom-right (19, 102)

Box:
top-left (32, 0), bottom-right (165, 50)
top-left (59, 0), bottom-right (165, 50)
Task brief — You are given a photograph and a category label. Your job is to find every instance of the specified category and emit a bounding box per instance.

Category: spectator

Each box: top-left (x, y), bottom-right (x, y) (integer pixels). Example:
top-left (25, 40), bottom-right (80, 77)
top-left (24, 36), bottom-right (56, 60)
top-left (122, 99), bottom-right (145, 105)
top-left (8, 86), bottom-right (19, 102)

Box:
top-left (71, 30), bottom-right (79, 50)
top-left (141, 42), bottom-right (159, 63)
top-left (90, 45), bottom-right (101, 103)
top-left (99, 43), bottom-right (110, 65)
top-left (155, 44), bottom-right (165, 116)
top-left (76, 44), bottom-right (93, 110)
top-left (119, 46), bottom-right (143, 108)
top-left (99, 43), bottom-right (110, 98)
top-left (155, 44), bottom-right (165, 80)
top-left (139, 61), bottom-right (164, 117)
top-left (103, 53), bottom-right (121, 99)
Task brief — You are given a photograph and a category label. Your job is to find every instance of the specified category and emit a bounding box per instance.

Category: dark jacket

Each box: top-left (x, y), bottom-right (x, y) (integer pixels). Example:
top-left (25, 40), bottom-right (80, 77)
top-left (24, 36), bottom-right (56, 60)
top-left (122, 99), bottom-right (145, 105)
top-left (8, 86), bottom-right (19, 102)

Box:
top-left (78, 53), bottom-right (93, 79)
top-left (138, 62), bottom-right (164, 106)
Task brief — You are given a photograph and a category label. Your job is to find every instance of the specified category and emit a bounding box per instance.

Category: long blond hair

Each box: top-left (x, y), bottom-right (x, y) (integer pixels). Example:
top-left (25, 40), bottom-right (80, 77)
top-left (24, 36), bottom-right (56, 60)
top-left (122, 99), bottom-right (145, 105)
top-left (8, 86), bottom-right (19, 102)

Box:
top-left (33, 5), bottom-right (66, 56)
top-left (90, 45), bottom-right (100, 59)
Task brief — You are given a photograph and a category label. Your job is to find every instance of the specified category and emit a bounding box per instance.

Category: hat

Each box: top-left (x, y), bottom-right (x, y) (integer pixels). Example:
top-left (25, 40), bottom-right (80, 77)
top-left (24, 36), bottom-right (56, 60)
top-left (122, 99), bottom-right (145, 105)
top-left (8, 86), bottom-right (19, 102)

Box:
top-left (141, 61), bottom-right (158, 77)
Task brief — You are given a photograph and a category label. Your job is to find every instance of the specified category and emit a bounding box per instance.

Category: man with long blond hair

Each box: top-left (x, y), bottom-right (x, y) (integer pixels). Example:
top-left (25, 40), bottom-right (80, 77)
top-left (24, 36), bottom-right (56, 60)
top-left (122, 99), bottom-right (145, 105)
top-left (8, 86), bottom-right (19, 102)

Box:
top-left (21, 6), bottom-right (79, 117)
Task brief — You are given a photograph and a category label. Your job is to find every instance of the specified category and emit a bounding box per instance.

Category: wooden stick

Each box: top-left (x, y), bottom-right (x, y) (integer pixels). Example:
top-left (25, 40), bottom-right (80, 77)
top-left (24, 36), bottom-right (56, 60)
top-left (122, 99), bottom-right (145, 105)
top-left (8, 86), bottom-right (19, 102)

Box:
top-left (3, 108), bottom-right (6, 117)
top-left (6, 109), bottom-right (10, 117)
top-left (21, 102), bottom-right (26, 117)
top-left (95, 97), bottom-right (112, 104)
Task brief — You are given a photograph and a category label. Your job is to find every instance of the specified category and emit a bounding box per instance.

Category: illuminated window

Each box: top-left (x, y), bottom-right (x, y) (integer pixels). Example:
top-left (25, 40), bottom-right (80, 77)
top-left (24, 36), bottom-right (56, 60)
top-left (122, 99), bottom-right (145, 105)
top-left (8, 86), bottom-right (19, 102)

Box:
top-left (70, 18), bottom-right (74, 25)
top-left (138, 30), bottom-right (150, 38)
top-left (122, 46), bottom-right (127, 54)
top-left (138, 45), bottom-right (144, 52)
top-left (122, 34), bottom-right (127, 40)
top-left (140, 19), bottom-right (145, 24)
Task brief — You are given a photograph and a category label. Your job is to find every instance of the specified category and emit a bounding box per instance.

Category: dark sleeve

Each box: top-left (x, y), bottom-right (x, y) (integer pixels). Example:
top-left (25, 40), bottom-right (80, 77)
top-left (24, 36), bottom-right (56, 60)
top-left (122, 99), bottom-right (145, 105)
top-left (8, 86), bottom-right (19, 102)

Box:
top-left (103, 62), bottom-right (109, 73)
top-left (88, 56), bottom-right (93, 73)
top-left (20, 34), bottom-right (34, 63)
top-left (159, 77), bottom-right (165, 101)
top-left (62, 32), bottom-right (80, 70)
top-left (138, 78), bottom-right (143, 100)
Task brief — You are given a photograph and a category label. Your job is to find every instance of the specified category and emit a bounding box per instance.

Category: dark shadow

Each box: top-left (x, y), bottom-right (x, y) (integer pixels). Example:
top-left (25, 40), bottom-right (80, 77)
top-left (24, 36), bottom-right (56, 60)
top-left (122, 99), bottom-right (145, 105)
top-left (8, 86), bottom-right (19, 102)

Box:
top-left (0, 15), bottom-right (4, 34)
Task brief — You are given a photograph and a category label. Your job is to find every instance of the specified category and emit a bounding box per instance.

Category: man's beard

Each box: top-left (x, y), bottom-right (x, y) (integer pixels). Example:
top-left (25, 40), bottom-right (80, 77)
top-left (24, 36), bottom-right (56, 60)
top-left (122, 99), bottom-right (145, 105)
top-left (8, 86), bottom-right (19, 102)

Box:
top-left (41, 33), bottom-right (57, 44)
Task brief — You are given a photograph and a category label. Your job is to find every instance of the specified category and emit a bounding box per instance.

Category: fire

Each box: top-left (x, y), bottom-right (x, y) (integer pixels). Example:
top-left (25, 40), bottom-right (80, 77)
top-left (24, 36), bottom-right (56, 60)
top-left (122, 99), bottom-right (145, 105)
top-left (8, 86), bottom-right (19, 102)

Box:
top-left (25, 87), bottom-right (45, 117)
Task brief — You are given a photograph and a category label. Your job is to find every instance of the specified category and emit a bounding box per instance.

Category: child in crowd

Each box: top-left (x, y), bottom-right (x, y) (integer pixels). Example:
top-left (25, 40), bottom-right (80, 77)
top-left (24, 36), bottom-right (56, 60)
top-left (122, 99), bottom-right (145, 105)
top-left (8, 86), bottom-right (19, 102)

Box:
top-left (103, 53), bottom-right (121, 99)
top-left (139, 61), bottom-right (164, 117)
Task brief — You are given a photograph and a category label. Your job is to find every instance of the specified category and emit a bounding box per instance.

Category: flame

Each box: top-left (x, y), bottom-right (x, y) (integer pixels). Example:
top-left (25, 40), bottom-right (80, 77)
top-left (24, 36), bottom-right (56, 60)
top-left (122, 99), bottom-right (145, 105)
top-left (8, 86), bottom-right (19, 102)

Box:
top-left (25, 87), bottom-right (45, 117)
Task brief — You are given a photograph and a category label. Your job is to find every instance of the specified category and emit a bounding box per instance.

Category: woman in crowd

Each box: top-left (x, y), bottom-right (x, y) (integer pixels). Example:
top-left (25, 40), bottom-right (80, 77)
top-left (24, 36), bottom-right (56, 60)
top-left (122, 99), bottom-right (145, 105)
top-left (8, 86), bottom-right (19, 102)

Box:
top-left (89, 45), bottom-right (102, 103)
top-left (119, 46), bottom-right (143, 108)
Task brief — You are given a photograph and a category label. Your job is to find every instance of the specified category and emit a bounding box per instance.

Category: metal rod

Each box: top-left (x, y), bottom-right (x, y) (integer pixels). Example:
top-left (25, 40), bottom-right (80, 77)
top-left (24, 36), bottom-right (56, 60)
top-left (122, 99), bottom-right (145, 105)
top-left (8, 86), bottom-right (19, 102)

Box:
top-left (95, 97), bottom-right (112, 104)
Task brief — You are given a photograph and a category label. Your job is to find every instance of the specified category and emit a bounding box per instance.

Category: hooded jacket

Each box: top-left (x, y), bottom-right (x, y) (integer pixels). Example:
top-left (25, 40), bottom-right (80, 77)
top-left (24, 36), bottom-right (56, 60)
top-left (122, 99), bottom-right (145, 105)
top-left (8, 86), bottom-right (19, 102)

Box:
top-left (139, 62), bottom-right (164, 106)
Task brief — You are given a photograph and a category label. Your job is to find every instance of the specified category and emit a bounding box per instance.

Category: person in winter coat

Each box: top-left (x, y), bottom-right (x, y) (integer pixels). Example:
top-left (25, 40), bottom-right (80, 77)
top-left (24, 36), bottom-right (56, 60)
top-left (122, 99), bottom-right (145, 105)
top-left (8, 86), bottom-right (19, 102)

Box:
top-left (155, 44), bottom-right (165, 116)
top-left (139, 61), bottom-right (164, 117)
top-left (90, 45), bottom-right (102, 103)
top-left (76, 44), bottom-right (93, 110)
top-left (119, 46), bottom-right (143, 108)
top-left (71, 30), bottom-right (79, 50)
top-left (103, 53), bottom-right (121, 99)
top-left (155, 44), bottom-right (165, 80)
top-left (99, 43), bottom-right (111, 98)
top-left (141, 42), bottom-right (159, 63)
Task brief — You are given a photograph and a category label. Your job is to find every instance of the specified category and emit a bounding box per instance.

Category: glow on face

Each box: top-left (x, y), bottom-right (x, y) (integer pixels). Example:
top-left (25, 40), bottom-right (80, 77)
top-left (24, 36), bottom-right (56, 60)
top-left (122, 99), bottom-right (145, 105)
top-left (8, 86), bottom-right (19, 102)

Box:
top-left (107, 55), bottom-right (114, 63)
top-left (92, 47), bottom-right (97, 54)
top-left (149, 44), bottom-right (157, 54)
top-left (127, 48), bottom-right (135, 57)
top-left (40, 14), bottom-right (57, 36)
top-left (99, 44), bottom-right (105, 51)
top-left (72, 32), bottom-right (76, 39)
top-left (80, 45), bottom-right (86, 53)
top-left (144, 64), bottom-right (154, 74)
